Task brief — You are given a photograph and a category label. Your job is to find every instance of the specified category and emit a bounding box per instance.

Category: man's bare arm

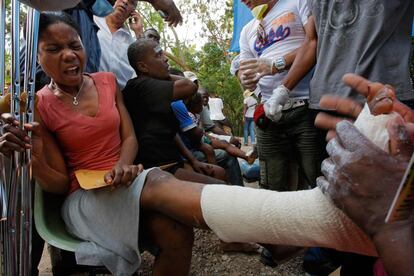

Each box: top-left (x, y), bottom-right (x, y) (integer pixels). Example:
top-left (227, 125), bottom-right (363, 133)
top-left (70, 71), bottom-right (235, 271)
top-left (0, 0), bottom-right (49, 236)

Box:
top-left (282, 16), bottom-right (317, 90)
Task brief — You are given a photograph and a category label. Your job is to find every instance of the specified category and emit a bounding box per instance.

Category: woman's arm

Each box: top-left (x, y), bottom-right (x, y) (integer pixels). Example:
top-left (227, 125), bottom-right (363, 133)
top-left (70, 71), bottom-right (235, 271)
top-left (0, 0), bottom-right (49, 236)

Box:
top-left (33, 112), bottom-right (70, 194)
top-left (34, 123), bottom-right (70, 194)
top-left (1, 113), bottom-right (70, 194)
top-left (104, 87), bottom-right (141, 186)
top-left (115, 87), bottom-right (138, 166)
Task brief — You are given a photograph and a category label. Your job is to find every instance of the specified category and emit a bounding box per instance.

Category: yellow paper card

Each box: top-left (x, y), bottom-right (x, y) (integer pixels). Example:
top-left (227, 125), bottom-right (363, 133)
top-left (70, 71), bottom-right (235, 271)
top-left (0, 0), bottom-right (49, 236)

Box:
top-left (75, 169), bottom-right (110, 190)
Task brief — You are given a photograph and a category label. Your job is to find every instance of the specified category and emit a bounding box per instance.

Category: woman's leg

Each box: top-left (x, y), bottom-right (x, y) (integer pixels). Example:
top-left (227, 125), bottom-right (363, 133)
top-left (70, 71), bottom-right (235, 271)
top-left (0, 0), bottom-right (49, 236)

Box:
top-left (141, 169), bottom-right (209, 229)
top-left (171, 168), bottom-right (259, 253)
top-left (140, 169), bottom-right (377, 256)
top-left (141, 211), bottom-right (194, 276)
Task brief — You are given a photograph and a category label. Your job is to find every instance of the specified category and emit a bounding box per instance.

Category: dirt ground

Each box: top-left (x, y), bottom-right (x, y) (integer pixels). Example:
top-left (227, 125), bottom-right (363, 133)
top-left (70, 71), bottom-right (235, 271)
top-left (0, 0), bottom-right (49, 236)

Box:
top-left (37, 194), bottom-right (306, 276)
top-left (38, 230), bottom-right (305, 276)
top-left (37, 143), bottom-right (307, 275)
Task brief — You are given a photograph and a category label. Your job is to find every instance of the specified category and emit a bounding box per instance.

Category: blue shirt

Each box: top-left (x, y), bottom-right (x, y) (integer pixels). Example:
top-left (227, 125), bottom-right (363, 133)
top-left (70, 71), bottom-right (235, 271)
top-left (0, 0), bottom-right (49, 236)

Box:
top-left (171, 100), bottom-right (196, 132)
top-left (171, 100), bottom-right (197, 150)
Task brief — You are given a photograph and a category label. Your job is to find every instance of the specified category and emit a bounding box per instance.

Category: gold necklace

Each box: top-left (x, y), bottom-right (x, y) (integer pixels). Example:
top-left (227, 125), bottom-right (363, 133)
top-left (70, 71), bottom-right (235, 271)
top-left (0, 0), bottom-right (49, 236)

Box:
top-left (50, 76), bottom-right (86, 106)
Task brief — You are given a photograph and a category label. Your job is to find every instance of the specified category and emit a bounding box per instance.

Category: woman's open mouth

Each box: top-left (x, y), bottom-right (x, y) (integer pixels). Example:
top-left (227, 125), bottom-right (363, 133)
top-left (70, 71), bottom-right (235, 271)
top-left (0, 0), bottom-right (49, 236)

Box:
top-left (64, 66), bottom-right (80, 76)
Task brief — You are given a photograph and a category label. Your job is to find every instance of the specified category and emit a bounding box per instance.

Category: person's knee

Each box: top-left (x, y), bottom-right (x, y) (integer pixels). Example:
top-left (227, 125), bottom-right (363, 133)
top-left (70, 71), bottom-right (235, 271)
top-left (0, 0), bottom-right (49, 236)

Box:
top-left (141, 168), bottom-right (176, 208)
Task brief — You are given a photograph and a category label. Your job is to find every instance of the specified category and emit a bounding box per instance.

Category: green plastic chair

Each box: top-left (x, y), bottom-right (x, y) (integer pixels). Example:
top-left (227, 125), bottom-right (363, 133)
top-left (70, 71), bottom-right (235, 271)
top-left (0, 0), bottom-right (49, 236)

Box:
top-left (34, 183), bottom-right (82, 252)
top-left (34, 183), bottom-right (111, 275)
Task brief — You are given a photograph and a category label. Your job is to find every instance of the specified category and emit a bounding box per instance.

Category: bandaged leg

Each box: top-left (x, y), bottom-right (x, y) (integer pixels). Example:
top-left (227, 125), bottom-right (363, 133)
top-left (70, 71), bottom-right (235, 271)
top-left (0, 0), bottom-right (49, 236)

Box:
top-left (201, 185), bottom-right (377, 256)
top-left (199, 94), bottom-right (395, 258)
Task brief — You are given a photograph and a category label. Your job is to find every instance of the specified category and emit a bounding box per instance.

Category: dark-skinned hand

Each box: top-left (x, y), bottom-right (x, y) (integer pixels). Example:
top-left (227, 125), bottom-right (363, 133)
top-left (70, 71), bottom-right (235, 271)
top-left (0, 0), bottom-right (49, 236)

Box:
top-left (150, 0), bottom-right (182, 27)
top-left (104, 163), bottom-right (144, 188)
top-left (0, 113), bottom-right (43, 158)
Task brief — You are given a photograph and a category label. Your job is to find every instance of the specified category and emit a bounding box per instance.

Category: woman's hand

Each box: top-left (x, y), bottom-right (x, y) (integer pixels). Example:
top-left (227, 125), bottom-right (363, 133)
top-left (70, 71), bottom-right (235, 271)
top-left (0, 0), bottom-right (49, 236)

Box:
top-left (0, 113), bottom-right (43, 157)
top-left (104, 163), bottom-right (144, 188)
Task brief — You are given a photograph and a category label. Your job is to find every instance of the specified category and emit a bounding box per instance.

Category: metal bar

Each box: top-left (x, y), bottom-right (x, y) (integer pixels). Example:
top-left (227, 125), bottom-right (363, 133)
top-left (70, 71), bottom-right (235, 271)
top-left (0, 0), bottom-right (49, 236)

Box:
top-left (0, 164), bottom-right (7, 276)
top-left (19, 8), bottom-right (39, 276)
top-left (0, 0), bottom-right (8, 271)
top-left (8, 0), bottom-right (22, 275)
top-left (0, 0), bottom-right (5, 96)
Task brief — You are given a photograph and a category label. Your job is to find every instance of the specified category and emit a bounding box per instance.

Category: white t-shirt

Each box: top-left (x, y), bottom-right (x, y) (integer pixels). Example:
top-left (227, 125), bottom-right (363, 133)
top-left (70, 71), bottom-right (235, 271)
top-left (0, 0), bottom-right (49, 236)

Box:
top-left (94, 16), bottom-right (136, 89)
top-left (244, 96), bottom-right (257, 118)
top-left (240, 0), bottom-right (312, 101)
top-left (208, 98), bottom-right (226, 121)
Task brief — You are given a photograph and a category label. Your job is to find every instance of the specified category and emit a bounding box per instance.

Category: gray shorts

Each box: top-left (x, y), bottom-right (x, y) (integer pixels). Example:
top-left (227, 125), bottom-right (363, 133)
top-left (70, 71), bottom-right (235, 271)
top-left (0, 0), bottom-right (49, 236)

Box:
top-left (62, 168), bottom-right (154, 275)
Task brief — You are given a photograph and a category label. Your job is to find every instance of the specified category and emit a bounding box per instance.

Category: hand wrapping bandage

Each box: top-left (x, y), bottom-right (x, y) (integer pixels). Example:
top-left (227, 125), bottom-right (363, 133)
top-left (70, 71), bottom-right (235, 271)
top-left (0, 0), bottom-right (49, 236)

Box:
top-left (199, 97), bottom-right (395, 257)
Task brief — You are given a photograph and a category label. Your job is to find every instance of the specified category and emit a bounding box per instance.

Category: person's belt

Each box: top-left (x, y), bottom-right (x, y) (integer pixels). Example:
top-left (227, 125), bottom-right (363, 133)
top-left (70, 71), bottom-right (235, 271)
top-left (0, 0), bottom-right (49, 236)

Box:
top-left (282, 98), bottom-right (308, 111)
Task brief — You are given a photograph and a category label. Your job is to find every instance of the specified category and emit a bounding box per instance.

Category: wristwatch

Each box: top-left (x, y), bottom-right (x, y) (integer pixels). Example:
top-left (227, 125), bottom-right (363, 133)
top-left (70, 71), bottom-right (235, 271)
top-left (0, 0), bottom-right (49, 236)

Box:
top-left (272, 56), bottom-right (286, 74)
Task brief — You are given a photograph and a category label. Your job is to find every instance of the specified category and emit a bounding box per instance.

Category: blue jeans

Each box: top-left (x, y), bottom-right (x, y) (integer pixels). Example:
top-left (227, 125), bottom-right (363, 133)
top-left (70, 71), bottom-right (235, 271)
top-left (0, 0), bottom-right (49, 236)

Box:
top-left (192, 149), bottom-right (244, 186)
top-left (243, 117), bottom-right (255, 145)
top-left (256, 105), bottom-right (325, 191)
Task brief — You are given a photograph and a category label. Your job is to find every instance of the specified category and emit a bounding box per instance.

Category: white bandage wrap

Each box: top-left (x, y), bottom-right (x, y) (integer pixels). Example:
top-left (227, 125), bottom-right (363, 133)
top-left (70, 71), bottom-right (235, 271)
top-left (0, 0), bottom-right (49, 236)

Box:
top-left (354, 103), bottom-right (397, 152)
top-left (201, 185), bottom-right (377, 256)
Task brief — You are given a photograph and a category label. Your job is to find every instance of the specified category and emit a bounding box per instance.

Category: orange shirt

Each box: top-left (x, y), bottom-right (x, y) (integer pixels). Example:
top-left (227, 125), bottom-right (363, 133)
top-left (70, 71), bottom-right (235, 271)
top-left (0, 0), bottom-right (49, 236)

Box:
top-left (37, 72), bottom-right (121, 193)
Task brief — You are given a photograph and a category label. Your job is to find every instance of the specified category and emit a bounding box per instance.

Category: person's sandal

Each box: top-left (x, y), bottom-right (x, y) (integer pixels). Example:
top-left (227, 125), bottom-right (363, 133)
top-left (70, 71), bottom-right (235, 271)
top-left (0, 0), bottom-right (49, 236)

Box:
top-left (259, 248), bottom-right (278, 268)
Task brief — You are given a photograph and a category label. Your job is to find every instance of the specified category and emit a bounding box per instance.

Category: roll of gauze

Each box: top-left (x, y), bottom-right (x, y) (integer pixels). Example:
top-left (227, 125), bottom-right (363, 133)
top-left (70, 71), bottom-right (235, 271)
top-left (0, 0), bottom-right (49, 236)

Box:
top-left (201, 185), bottom-right (377, 256)
top-left (354, 103), bottom-right (397, 152)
